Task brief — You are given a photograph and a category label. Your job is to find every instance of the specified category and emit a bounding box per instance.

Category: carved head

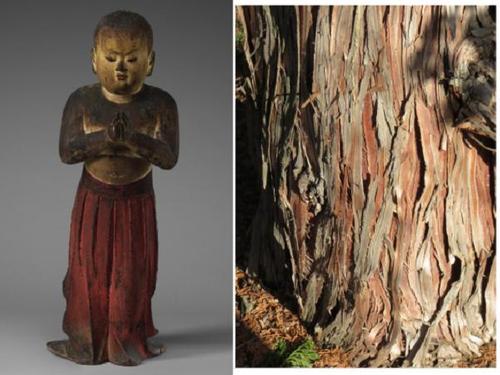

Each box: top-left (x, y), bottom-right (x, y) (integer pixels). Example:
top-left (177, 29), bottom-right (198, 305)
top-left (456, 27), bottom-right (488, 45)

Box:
top-left (92, 11), bottom-right (155, 97)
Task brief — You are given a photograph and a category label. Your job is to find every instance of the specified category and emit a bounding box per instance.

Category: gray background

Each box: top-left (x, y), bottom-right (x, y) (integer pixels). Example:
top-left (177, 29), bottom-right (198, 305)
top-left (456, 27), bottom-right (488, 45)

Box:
top-left (0, 0), bottom-right (232, 374)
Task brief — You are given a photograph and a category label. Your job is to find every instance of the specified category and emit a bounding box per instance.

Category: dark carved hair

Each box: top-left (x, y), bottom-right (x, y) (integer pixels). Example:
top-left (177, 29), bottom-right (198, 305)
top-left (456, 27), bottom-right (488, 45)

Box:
top-left (94, 10), bottom-right (153, 51)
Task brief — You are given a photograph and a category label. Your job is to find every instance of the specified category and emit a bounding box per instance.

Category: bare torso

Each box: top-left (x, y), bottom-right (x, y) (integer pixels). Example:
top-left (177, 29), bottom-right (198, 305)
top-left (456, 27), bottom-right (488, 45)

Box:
top-left (85, 156), bottom-right (151, 185)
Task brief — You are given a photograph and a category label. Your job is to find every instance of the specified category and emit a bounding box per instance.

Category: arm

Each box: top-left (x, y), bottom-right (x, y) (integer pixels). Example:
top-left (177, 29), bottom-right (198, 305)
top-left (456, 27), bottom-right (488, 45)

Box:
top-left (127, 98), bottom-right (179, 169)
top-left (58, 91), bottom-right (110, 164)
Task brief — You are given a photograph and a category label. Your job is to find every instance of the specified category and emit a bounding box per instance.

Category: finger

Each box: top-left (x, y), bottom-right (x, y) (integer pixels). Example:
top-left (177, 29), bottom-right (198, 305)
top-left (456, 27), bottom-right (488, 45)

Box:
top-left (112, 113), bottom-right (121, 125)
top-left (112, 123), bottom-right (121, 141)
top-left (120, 114), bottom-right (128, 129)
top-left (119, 123), bottom-right (126, 140)
top-left (109, 125), bottom-right (117, 141)
top-left (117, 124), bottom-right (124, 141)
top-left (119, 114), bottom-right (130, 139)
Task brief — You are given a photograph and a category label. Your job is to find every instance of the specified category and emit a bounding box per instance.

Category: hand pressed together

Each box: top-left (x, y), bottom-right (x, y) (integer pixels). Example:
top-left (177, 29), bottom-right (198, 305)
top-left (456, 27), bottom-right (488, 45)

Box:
top-left (108, 112), bottom-right (132, 142)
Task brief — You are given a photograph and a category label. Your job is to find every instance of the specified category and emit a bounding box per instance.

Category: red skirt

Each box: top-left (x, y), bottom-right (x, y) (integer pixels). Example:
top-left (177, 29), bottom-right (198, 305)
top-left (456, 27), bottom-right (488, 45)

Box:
top-left (60, 168), bottom-right (159, 365)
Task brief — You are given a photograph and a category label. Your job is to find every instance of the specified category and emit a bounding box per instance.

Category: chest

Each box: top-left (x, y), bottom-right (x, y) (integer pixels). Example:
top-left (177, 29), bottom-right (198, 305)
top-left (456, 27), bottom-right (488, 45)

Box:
top-left (82, 101), bottom-right (162, 138)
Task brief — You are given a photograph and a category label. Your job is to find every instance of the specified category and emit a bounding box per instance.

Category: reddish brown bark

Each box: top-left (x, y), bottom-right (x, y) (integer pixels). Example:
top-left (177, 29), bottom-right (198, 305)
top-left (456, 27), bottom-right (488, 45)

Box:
top-left (237, 5), bottom-right (495, 366)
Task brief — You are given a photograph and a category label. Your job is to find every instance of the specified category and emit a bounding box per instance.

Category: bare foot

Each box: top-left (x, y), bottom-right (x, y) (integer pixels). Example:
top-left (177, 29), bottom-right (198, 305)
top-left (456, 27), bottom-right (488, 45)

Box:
top-left (46, 340), bottom-right (70, 360)
top-left (147, 339), bottom-right (166, 356)
top-left (46, 340), bottom-right (96, 365)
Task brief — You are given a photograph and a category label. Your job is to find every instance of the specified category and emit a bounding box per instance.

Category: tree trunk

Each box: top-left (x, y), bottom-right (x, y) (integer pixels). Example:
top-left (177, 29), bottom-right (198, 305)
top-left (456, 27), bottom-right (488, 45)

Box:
top-left (236, 5), bottom-right (495, 367)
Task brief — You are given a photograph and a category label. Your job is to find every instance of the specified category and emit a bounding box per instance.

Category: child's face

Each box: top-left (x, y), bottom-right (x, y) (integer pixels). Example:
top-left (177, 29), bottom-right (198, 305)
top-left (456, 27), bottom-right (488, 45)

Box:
top-left (93, 28), bottom-right (153, 96)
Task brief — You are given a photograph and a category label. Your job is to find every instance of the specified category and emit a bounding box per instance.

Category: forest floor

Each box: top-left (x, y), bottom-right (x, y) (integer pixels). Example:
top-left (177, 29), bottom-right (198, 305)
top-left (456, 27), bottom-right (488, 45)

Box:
top-left (235, 267), bottom-right (496, 368)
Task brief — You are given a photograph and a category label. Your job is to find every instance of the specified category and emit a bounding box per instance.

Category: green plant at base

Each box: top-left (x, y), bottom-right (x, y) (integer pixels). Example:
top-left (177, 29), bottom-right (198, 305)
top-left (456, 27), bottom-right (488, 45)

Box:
top-left (284, 339), bottom-right (320, 367)
top-left (262, 338), bottom-right (319, 368)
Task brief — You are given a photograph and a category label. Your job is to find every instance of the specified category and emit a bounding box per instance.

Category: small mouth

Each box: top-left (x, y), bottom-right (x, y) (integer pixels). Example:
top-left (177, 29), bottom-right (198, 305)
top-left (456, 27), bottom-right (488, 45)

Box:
top-left (116, 73), bottom-right (128, 81)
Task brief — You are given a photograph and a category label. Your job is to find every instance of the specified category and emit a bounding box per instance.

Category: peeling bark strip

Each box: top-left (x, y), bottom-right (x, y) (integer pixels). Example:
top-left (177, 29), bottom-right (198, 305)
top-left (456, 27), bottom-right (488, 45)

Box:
top-left (237, 6), bottom-right (496, 367)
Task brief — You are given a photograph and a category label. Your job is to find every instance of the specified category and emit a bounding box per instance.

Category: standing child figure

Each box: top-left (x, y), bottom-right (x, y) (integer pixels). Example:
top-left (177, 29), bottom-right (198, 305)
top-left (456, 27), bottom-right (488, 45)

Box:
top-left (47, 10), bottom-right (179, 366)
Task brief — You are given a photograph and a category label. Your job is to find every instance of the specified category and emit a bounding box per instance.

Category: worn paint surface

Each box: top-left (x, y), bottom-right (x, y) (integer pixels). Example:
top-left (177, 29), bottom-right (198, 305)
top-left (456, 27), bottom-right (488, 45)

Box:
top-left (48, 170), bottom-right (161, 365)
top-left (237, 5), bottom-right (495, 366)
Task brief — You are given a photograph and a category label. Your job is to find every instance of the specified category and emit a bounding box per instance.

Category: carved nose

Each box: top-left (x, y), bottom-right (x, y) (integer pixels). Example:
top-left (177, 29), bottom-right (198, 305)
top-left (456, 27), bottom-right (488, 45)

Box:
top-left (116, 60), bottom-right (126, 72)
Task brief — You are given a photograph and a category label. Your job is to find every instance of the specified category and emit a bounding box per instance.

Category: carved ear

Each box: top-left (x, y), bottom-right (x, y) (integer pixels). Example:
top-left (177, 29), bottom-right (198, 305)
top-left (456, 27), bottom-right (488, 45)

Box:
top-left (91, 48), bottom-right (97, 74)
top-left (147, 51), bottom-right (155, 76)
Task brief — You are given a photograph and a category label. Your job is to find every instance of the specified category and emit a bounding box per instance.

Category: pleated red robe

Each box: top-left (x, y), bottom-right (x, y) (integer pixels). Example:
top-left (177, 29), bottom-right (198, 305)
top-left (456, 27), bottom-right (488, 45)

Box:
top-left (57, 168), bottom-right (160, 365)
